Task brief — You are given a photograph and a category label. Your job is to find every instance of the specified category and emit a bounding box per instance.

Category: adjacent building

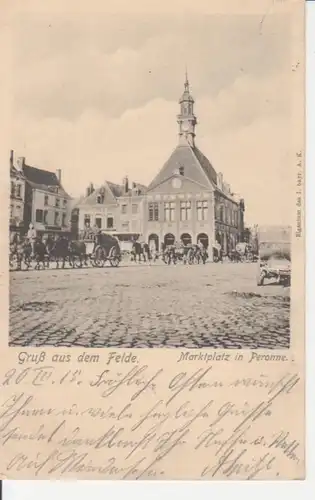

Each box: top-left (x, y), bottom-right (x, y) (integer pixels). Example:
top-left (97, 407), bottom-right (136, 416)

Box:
top-left (9, 151), bottom-right (72, 238)
top-left (10, 151), bottom-right (26, 236)
top-left (75, 178), bottom-right (146, 241)
top-left (142, 74), bottom-right (244, 258)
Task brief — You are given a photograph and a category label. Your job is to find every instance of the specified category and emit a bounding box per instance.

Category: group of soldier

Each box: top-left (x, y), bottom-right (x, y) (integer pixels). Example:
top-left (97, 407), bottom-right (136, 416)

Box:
top-left (10, 223), bottom-right (64, 259)
top-left (10, 223), bottom-right (39, 259)
top-left (131, 239), bottom-right (208, 265)
top-left (11, 222), bottom-right (254, 269)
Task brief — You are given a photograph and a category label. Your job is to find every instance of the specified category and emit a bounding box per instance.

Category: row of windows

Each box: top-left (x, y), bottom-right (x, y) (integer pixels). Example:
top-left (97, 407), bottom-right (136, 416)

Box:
top-left (84, 215), bottom-right (114, 230)
top-left (36, 209), bottom-right (67, 227)
top-left (215, 204), bottom-right (239, 227)
top-left (148, 201), bottom-right (208, 222)
top-left (44, 195), bottom-right (67, 208)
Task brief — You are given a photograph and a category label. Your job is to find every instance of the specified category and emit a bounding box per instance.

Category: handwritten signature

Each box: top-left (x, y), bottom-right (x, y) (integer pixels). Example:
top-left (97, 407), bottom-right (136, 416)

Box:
top-left (0, 365), bottom-right (302, 480)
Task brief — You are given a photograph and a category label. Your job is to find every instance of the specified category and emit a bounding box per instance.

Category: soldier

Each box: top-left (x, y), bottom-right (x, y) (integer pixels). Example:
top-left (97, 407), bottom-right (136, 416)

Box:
top-left (27, 223), bottom-right (37, 258)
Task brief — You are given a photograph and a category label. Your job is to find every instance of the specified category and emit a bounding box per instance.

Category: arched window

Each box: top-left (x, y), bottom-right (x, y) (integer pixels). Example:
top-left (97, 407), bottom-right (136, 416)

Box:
top-left (164, 233), bottom-right (175, 246)
top-left (148, 233), bottom-right (159, 251)
top-left (197, 233), bottom-right (209, 249)
top-left (180, 233), bottom-right (192, 245)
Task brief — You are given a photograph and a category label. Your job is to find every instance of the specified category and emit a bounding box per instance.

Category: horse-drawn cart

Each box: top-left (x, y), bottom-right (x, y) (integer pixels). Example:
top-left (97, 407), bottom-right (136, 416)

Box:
top-left (83, 233), bottom-right (121, 268)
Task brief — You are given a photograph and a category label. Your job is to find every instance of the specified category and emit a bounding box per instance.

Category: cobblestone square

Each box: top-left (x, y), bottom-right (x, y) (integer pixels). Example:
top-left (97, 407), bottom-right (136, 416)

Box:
top-left (9, 262), bottom-right (290, 349)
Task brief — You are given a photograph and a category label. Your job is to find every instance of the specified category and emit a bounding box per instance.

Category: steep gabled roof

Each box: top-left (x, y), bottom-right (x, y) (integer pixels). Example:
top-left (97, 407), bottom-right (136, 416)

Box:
top-left (107, 181), bottom-right (147, 198)
top-left (80, 182), bottom-right (117, 206)
top-left (23, 164), bottom-right (60, 186)
top-left (22, 164), bottom-right (71, 198)
top-left (107, 181), bottom-right (124, 198)
top-left (79, 180), bottom-right (147, 206)
top-left (192, 147), bottom-right (217, 186)
top-left (147, 142), bottom-right (217, 191)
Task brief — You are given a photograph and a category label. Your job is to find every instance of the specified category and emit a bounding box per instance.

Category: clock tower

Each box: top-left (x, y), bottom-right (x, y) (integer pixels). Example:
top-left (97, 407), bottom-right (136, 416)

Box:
top-left (177, 71), bottom-right (197, 147)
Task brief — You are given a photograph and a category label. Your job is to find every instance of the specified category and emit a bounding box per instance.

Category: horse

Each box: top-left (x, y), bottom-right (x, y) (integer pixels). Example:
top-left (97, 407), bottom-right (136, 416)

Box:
top-left (196, 246), bottom-right (208, 264)
top-left (33, 239), bottom-right (48, 270)
top-left (41, 236), bottom-right (56, 268)
top-left (131, 241), bottom-right (145, 263)
top-left (185, 245), bottom-right (197, 265)
top-left (164, 245), bottom-right (177, 265)
top-left (142, 243), bottom-right (151, 264)
top-left (10, 237), bottom-right (32, 270)
top-left (181, 245), bottom-right (191, 265)
top-left (68, 240), bottom-right (88, 267)
top-left (49, 236), bottom-right (70, 269)
top-left (174, 244), bottom-right (185, 263)
top-left (229, 249), bottom-right (242, 263)
top-left (213, 246), bottom-right (223, 263)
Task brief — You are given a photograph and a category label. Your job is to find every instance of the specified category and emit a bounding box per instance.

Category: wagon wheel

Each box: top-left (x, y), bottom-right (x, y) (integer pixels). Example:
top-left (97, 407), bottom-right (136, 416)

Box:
top-left (73, 256), bottom-right (82, 268)
top-left (109, 246), bottom-right (120, 267)
top-left (20, 255), bottom-right (32, 271)
top-left (257, 269), bottom-right (266, 286)
top-left (94, 247), bottom-right (106, 267)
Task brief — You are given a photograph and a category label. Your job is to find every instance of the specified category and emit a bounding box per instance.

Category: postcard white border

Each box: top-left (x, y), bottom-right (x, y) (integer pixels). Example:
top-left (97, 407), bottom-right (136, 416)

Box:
top-left (1, 0), bottom-right (314, 496)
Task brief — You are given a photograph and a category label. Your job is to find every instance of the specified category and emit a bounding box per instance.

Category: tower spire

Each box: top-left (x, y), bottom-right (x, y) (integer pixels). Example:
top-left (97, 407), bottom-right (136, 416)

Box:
top-left (184, 66), bottom-right (189, 91)
top-left (177, 71), bottom-right (197, 147)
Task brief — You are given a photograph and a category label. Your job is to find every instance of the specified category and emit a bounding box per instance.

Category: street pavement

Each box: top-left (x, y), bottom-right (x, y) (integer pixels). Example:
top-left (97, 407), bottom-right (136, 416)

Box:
top-left (9, 261), bottom-right (290, 349)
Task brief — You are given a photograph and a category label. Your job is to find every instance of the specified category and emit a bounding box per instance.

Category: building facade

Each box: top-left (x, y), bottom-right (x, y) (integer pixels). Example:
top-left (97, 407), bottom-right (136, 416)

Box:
top-left (10, 151), bottom-right (26, 236)
top-left (10, 151), bottom-right (72, 238)
top-left (76, 178), bottom-right (146, 240)
top-left (142, 74), bottom-right (244, 258)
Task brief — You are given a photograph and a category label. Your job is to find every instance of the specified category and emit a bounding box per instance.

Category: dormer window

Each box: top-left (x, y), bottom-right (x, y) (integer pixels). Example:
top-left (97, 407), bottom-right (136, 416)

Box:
top-left (179, 166), bottom-right (184, 176)
top-left (96, 193), bottom-right (104, 204)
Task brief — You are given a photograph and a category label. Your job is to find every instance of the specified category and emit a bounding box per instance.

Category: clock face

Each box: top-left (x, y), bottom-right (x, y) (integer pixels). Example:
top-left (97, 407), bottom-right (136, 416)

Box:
top-left (172, 177), bottom-right (182, 189)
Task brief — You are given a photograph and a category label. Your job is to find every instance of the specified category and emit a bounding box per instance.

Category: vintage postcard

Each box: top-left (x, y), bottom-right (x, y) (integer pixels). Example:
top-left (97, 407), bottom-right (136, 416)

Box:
top-left (0, 0), bottom-right (305, 480)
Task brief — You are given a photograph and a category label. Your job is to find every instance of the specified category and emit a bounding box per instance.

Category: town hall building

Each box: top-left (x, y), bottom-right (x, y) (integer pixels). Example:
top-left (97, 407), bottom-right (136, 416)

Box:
top-left (74, 74), bottom-right (245, 258)
top-left (142, 74), bottom-right (245, 258)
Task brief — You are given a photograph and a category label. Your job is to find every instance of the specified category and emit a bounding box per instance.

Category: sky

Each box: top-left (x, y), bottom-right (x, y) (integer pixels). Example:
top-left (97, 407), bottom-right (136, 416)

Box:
top-left (9, 10), bottom-right (293, 225)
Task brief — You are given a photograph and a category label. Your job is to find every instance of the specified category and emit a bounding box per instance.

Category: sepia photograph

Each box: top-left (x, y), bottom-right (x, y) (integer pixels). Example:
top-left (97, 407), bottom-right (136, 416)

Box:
top-left (8, 10), bottom-right (292, 349)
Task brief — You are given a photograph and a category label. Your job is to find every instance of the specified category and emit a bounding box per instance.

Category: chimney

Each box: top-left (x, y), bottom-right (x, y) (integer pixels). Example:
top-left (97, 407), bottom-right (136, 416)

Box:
top-left (56, 169), bottom-right (61, 183)
top-left (89, 182), bottom-right (94, 194)
top-left (132, 182), bottom-right (136, 189)
top-left (10, 150), bottom-right (14, 168)
top-left (86, 186), bottom-right (90, 197)
top-left (217, 172), bottom-right (223, 190)
top-left (16, 157), bottom-right (25, 171)
top-left (123, 176), bottom-right (129, 194)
